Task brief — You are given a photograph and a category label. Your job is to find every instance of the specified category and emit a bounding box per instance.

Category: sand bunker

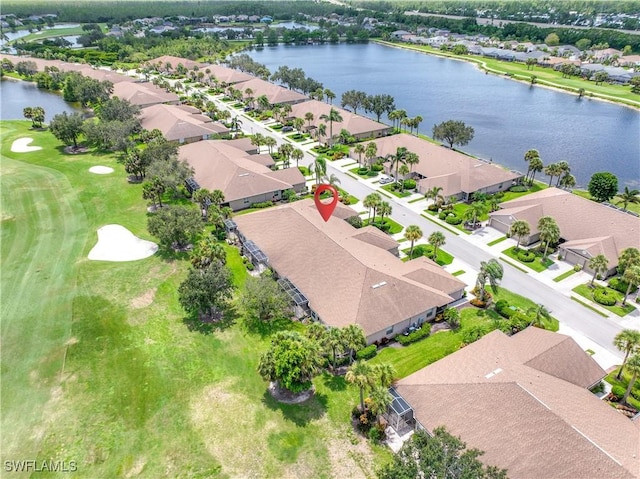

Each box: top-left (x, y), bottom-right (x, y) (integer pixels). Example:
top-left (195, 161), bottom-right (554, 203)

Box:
top-left (89, 166), bottom-right (114, 174)
top-left (11, 137), bottom-right (42, 152)
top-left (88, 225), bottom-right (158, 262)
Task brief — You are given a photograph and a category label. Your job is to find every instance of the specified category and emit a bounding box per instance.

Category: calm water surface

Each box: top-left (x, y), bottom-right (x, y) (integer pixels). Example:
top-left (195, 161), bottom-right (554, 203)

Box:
top-left (248, 43), bottom-right (640, 188)
top-left (0, 79), bottom-right (79, 122)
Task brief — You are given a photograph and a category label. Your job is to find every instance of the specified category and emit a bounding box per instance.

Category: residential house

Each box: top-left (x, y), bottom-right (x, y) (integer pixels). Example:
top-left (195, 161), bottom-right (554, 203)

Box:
top-left (488, 188), bottom-right (640, 276)
top-left (289, 100), bottom-right (392, 141)
top-left (359, 134), bottom-right (521, 200)
top-left (233, 200), bottom-right (466, 344)
top-left (393, 327), bottom-right (639, 479)
top-left (593, 48), bottom-right (623, 61)
top-left (146, 55), bottom-right (206, 73)
top-left (140, 104), bottom-right (229, 143)
top-left (205, 64), bottom-right (255, 86)
top-left (112, 81), bottom-right (179, 108)
top-left (231, 77), bottom-right (308, 106)
top-left (178, 140), bottom-right (305, 211)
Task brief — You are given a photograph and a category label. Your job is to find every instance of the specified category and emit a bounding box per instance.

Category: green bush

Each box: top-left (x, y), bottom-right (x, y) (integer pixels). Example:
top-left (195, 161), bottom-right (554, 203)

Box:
top-left (357, 167), bottom-right (369, 175)
top-left (517, 250), bottom-right (536, 262)
top-left (445, 214), bottom-right (462, 225)
top-left (250, 201), bottom-right (274, 209)
top-left (345, 215), bottom-right (363, 229)
top-left (355, 344), bottom-right (377, 360)
top-left (611, 385), bottom-right (626, 398)
top-left (403, 179), bottom-right (417, 190)
top-left (609, 277), bottom-right (638, 295)
top-left (366, 170), bottom-right (379, 177)
top-left (494, 299), bottom-right (516, 318)
top-left (593, 287), bottom-right (616, 306)
top-left (427, 203), bottom-right (439, 212)
top-left (461, 325), bottom-right (488, 344)
top-left (509, 185), bottom-right (528, 192)
top-left (508, 312), bottom-right (531, 333)
top-left (590, 381), bottom-right (605, 394)
top-left (371, 163), bottom-right (384, 172)
top-left (368, 424), bottom-right (386, 443)
top-left (396, 325), bottom-right (431, 345)
top-left (438, 211), bottom-right (448, 220)
top-left (371, 221), bottom-right (390, 232)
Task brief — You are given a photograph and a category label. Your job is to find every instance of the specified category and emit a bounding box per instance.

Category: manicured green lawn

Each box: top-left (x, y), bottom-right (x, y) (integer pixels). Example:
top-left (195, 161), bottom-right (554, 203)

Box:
top-left (452, 203), bottom-right (489, 222)
top-left (605, 371), bottom-right (640, 411)
top-left (573, 189), bottom-right (640, 215)
top-left (363, 217), bottom-right (404, 234)
top-left (0, 121), bottom-right (389, 478)
top-left (381, 183), bottom-right (412, 198)
top-left (502, 245), bottom-right (554, 272)
top-left (572, 283), bottom-right (636, 317)
top-left (487, 236), bottom-right (507, 247)
top-left (499, 183), bottom-right (546, 203)
top-left (349, 166), bottom-right (377, 178)
top-left (553, 268), bottom-right (578, 282)
top-left (401, 245), bottom-right (453, 266)
top-left (452, 270), bottom-right (465, 276)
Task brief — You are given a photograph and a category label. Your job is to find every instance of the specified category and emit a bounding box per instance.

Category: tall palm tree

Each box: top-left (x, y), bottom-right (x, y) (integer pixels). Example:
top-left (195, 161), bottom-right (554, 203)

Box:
top-left (614, 329), bottom-right (640, 380)
top-left (317, 123), bottom-right (327, 144)
top-left (405, 152), bottom-right (420, 173)
top-left (342, 324), bottom-right (366, 364)
top-left (378, 201), bottom-right (392, 223)
top-left (363, 193), bottom-right (381, 223)
top-left (325, 173), bottom-right (341, 187)
top-left (385, 147), bottom-right (408, 185)
top-left (304, 111), bottom-right (314, 129)
top-left (398, 164), bottom-right (410, 190)
top-left (374, 363), bottom-right (396, 388)
top-left (405, 225), bottom-right (423, 259)
top-left (588, 254), bottom-right (609, 286)
top-left (615, 187), bottom-right (640, 212)
top-left (523, 149), bottom-right (540, 183)
top-left (544, 162), bottom-right (563, 187)
top-left (365, 142), bottom-right (378, 167)
top-left (324, 88), bottom-right (335, 104)
top-left (509, 219), bottom-right (530, 250)
top-left (528, 156), bottom-right (544, 185)
top-left (618, 247), bottom-right (640, 275)
top-left (368, 386), bottom-right (393, 426)
top-left (538, 216), bottom-right (560, 260)
top-left (319, 108), bottom-right (343, 147)
top-left (292, 148), bottom-right (304, 168)
top-left (621, 354), bottom-right (640, 405)
top-left (425, 186), bottom-right (444, 208)
top-left (621, 265), bottom-right (640, 306)
top-left (310, 157), bottom-right (327, 185)
top-left (555, 161), bottom-right (571, 187)
top-left (413, 115), bottom-right (423, 136)
top-left (345, 360), bottom-right (377, 412)
top-left (476, 259), bottom-right (503, 302)
top-left (264, 136), bottom-right (277, 154)
top-left (354, 143), bottom-right (365, 166)
top-left (463, 201), bottom-right (488, 229)
top-left (251, 133), bottom-right (265, 153)
top-left (428, 231), bottom-right (446, 261)
top-left (325, 327), bottom-right (347, 370)
top-left (278, 143), bottom-right (293, 168)
top-left (526, 303), bottom-right (552, 328)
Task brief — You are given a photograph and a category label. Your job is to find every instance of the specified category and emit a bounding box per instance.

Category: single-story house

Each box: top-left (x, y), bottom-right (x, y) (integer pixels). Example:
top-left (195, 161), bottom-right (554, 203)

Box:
top-left (488, 188), bottom-right (640, 276)
top-left (146, 55), bottom-right (206, 72)
top-left (358, 134), bottom-right (521, 200)
top-left (289, 100), bottom-right (392, 141)
top-left (393, 327), bottom-right (639, 479)
top-left (231, 77), bottom-right (308, 105)
top-left (233, 200), bottom-right (466, 344)
top-left (140, 104), bottom-right (229, 143)
top-left (178, 140), bottom-right (305, 211)
top-left (205, 64), bottom-right (256, 85)
top-left (112, 81), bottom-right (179, 107)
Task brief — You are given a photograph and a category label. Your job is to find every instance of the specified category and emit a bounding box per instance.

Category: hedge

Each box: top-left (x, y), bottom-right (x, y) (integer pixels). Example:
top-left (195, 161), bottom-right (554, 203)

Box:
top-left (495, 299), bottom-right (516, 318)
top-left (509, 185), bottom-right (528, 192)
top-left (593, 287), bottom-right (616, 306)
top-left (517, 250), bottom-right (536, 262)
top-left (357, 167), bottom-right (369, 175)
top-left (355, 344), bottom-right (377, 360)
top-left (445, 214), bottom-right (462, 225)
top-left (396, 324), bottom-right (431, 346)
top-left (438, 211), bottom-right (448, 220)
top-left (611, 385), bottom-right (626, 398)
top-left (250, 201), bottom-right (274, 209)
top-left (609, 277), bottom-right (638, 295)
top-left (367, 170), bottom-right (379, 177)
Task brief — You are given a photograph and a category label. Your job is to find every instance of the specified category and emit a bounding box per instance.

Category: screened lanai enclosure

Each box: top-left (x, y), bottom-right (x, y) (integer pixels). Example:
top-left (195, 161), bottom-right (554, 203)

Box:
top-left (277, 277), bottom-right (310, 318)
top-left (385, 388), bottom-right (415, 435)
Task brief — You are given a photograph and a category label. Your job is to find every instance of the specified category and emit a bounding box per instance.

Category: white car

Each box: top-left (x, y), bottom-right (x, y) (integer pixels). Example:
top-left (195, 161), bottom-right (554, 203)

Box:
top-left (379, 176), bottom-right (393, 184)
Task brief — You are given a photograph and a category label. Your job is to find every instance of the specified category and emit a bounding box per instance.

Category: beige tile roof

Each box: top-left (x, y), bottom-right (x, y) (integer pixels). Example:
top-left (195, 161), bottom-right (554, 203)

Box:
top-left (178, 140), bottom-right (296, 202)
top-left (368, 134), bottom-right (520, 195)
top-left (146, 55), bottom-right (206, 71)
top-left (397, 328), bottom-right (640, 479)
top-left (265, 167), bottom-right (305, 189)
top-left (234, 200), bottom-right (465, 337)
top-left (232, 78), bottom-right (308, 105)
top-left (113, 82), bottom-right (179, 107)
top-left (289, 100), bottom-right (392, 138)
top-left (206, 64), bottom-right (255, 84)
top-left (490, 188), bottom-right (640, 268)
top-left (224, 137), bottom-right (258, 154)
top-left (140, 103), bottom-right (228, 141)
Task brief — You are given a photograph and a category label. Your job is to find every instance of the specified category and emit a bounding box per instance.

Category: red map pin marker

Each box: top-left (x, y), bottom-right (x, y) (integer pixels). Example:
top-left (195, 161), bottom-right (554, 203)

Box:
top-left (314, 184), bottom-right (339, 222)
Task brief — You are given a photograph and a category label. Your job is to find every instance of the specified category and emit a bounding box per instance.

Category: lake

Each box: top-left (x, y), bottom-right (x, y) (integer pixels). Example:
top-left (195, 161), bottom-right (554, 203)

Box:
top-left (247, 42), bottom-right (640, 188)
top-left (0, 79), bottom-right (79, 122)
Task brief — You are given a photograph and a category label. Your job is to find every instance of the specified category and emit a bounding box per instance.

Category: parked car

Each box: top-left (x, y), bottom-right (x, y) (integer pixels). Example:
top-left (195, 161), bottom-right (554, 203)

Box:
top-left (379, 176), bottom-right (393, 184)
top-left (281, 126), bottom-right (293, 132)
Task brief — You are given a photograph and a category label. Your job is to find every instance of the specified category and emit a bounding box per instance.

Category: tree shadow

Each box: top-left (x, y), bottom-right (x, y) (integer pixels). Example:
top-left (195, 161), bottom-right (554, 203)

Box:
top-left (242, 316), bottom-right (297, 339)
top-left (319, 371), bottom-right (347, 392)
top-left (261, 389), bottom-right (328, 427)
top-left (182, 304), bottom-right (238, 335)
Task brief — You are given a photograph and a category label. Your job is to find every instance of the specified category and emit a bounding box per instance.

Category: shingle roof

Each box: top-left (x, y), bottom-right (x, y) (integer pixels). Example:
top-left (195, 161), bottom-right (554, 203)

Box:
top-left (232, 77), bottom-right (308, 105)
top-left (140, 104), bottom-right (228, 140)
top-left (178, 140), bottom-right (299, 202)
top-left (490, 188), bottom-right (640, 268)
top-left (397, 328), bottom-right (639, 479)
top-left (206, 64), bottom-right (255, 84)
top-left (367, 134), bottom-right (520, 195)
top-left (113, 82), bottom-right (179, 107)
top-left (234, 200), bottom-right (465, 337)
top-left (146, 55), bottom-right (206, 71)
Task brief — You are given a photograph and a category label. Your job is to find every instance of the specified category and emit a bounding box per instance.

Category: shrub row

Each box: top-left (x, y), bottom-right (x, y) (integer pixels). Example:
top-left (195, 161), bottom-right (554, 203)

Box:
top-left (355, 344), bottom-right (377, 360)
top-left (250, 201), bottom-right (274, 209)
top-left (396, 325), bottom-right (431, 346)
top-left (509, 185), bottom-right (528, 192)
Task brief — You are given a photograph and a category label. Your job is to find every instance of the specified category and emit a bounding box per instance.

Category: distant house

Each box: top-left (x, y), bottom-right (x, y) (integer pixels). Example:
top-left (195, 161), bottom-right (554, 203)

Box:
top-left (360, 134), bottom-right (521, 201)
top-left (393, 327), bottom-right (639, 479)
top-left (112, 82), bottom-right (179, 108)
top-left (488, 188), bottom-right (640, 276)
top-left (205, 64), bottom-right (255, 85)
top-left (391, 30), bottom-right (411, 40)
top-left (231, 77), bottom-right (308, 105)
top-left (289, 100), bottom-right (392, 141)
top-left (146, 55), bottom-right (206, 73)
top-left (140, 104), bottom-right (229, 143)
top-left (178, 140), bottom-right (305, 211)
top-left (234, 200), bottom-right (466, 344)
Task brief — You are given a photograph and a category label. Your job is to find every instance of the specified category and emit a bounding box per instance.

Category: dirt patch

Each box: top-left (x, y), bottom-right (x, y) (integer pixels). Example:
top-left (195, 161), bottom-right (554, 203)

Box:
top-left (130, 288), bottom-right (156, 309)
top-left (64, 145), bottom-right (89, 154)
top-left (124, 457), bottom-right (147, 477)
top-left (323, 423), bottom-right (375, 479)
top-left (268, 382), bottom-right (315, 404)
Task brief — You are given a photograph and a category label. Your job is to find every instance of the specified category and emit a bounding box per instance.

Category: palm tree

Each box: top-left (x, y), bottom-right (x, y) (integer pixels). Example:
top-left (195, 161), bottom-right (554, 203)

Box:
top-left (428, 231), bottom-right (446, 261)
top-left (463, 201), bottom-right (488, 229)
top-left (618, 247), bottom-right (640, 275)
top-left (544, 162), bottom-right (563, 187)
top-left (374, 363), bottom-right (396, 388)
top-left (293, 117), bottom-right (305, 134)
top-left (559, 173), bottom-right (576, 189)
top-left (326, 327), bottom-right (347, 370)
top-left (588, 254), bottom-right (609, 286)
top-left (510, 219), bottom-right (530, 250)
top-left (398, 164), bottom-right (410, 190)
top-left (345, 360), bottom-right (377, 412)
top-left (363, 193), bottom-right (381, 223)
top-left (278, 143), bottom-right (293, 168)
top-left (324, 88), bottom-right (335, 104)
top-left (405, 152), bottom-right (420, 173)
top-left (310, 157), bottom-right (327, 185)
top-left (526, 304), bottom-right (552, 328)
top-left (317, 123), bottom-right (327, 144)
top-left (615, 187), bottom-right (640, 212)
top-left (621, 354), bottom-right (640, 405)
top-left (555, 161), bottom-right (571, 187)
top-left (425, 186), bottom-right (444, 208)
top-left (621, 265), bottom-right (640, 306)
top-left (413, 115), bottom-right (423, 136)
top-left (251, 133), bottom-right (265, 153)
top-left (405, 225), bottom-right (423, 259)
top-left (538, 216), bottom-right (560, 260)
top-left (354, 143), bottom-right (365, 166)
top-left (368, 386), bottom-right (393, 426)
top-left (476, 259), bottom-right (503, 302)
top-left (319, 108), bottom-right (343, 147)
top-left (292, 148), bottom-right (304, 168)
top-left (365, 142), bottom-right (378, 167)
top-left (523, 149), bottom-right (540, 183)
top-left (378, 201), bottom-right (392, 223)
top-left (343, 325), bottom-right (366, 364)
top-left (385, 147), bottom-right (408, 185)
top-left (528, 156), bottom-right (544, 185)
top-left (325, 173), bottom-right (341, 187)
top-left (264, 136), bottom-right (277, 154)
top-left (304, 111), bottom-right (314, 129)
top-left (614, 329), bottom-right (640, 380)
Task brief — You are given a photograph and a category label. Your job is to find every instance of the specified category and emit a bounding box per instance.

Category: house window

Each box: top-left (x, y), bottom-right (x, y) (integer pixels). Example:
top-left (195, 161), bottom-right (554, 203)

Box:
top-left (386, 326), bottom-right (394, 335)
top-left (244, 199), bottom-right (250, 204)
top-left (426, 310), bottom-right (433, 318)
